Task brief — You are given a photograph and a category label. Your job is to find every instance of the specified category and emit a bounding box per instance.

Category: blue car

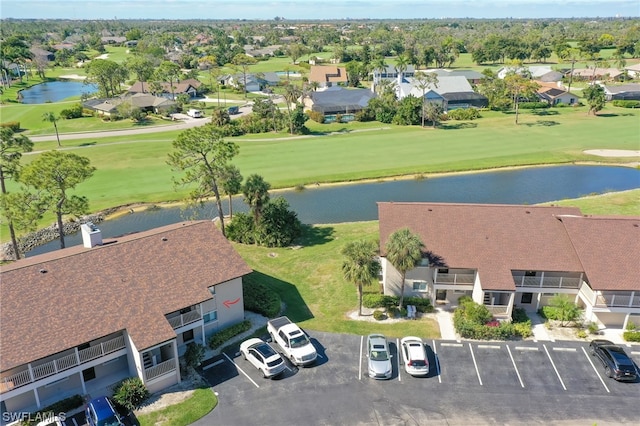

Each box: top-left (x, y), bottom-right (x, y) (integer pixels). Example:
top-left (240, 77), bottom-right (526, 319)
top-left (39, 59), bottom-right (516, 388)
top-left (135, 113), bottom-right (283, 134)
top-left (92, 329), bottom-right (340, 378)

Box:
top-left (85, 396), bottom-right (124, 426)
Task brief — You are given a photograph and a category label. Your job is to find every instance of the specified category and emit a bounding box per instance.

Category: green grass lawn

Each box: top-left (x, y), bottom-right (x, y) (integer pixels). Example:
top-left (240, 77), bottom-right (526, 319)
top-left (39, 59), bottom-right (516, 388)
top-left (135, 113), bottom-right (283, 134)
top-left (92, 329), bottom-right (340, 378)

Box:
top-left (134, 387), bottom-right (216, 426)
top-left (233, 220), bottom-right (441, 339)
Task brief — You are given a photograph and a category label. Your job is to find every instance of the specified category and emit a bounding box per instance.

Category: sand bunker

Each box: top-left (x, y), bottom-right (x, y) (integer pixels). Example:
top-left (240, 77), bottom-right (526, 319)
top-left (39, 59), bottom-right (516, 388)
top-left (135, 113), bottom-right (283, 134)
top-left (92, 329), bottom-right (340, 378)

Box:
top-left (583, 149), bottom-right (640, 157)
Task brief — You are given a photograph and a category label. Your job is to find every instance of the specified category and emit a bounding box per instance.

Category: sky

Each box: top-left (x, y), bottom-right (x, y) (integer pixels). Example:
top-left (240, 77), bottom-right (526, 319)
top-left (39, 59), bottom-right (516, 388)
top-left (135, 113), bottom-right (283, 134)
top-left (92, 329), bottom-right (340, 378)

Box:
top-left (1, 0), bottom-right (638, 20)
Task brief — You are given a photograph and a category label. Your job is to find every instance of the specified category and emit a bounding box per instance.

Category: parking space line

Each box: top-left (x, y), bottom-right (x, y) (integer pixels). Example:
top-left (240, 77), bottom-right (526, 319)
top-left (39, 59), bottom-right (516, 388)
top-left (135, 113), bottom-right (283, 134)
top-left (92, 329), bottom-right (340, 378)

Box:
top-left (506, 345), bottom-right (525, 388)
top-left (478, 344), bottom-right (501, 349)
top-left (543, 344), bottom-right (567, 391)
top-left (358, 335), bottom-right (363, 381)
top-left (469, 343), bottom-right (483, 386)
top-left (631, 351), bottom-right (640, 355)
top-left (432, 339), bottom-right (441, 384)
top-left (71, 418), bottom-right (79, 426)
top-left (581, 347), bottom-right (610, 393)
top-left (441, 343), bottom-right (463, 347)
top-left (552, 347), bottom-right (577, 352)
top-left (397, 338), bottom-right (402, 382)
top-left (203, 359), bottom-right (225, 370)
top-left (223, 352), bottom-right (260, 388)
top-left (515, 346), bottom-right (538, 351)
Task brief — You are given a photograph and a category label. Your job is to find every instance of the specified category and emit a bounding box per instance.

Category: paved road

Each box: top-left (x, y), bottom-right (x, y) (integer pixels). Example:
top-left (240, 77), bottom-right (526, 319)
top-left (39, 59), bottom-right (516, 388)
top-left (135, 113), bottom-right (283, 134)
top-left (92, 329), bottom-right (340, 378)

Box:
top-left (28, 105), bottom-right (254, 143)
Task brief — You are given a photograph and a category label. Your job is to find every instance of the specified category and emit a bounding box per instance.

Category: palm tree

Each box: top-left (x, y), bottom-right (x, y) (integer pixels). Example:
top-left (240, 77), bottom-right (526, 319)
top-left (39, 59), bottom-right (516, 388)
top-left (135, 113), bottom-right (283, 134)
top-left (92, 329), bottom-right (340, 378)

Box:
top-left (219, 164), bottom-right (243, 219)
top-left (283, 82), bottom-right (302, 134)
top-left (413, 72), bottom-right (438, 127)
top-left (385, 228), bottom-right (425, 309)
top-left (342, 240), bottom-right (381, 316)
top-left (242, 174), bottom-right (271, 225)
top-left (42, 112), bottom-right (61, 147)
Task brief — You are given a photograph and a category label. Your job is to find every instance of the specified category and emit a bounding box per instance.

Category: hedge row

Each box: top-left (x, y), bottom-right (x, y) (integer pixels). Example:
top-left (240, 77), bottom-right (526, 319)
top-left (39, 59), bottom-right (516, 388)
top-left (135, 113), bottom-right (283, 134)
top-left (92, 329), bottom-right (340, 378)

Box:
top-left (1, 121), bottom-right (20, 131)
top-left (612, 100), bottom-right (640, 108)
top-left (623, 331), bottom-right (640, 342)
top-left (20, 395), bottom-right (83, 425)
top-left (519, 102), bottom-right (550, 109)
top-left (242, 275), bottom-right (281, 318)
top-left (208, 320), bottom-right (252, 349)
top-left (446, 108), bottom-right (481, 120)
top-left (453, 296), bottom-right (532, 340)
top-left (362, 294), bottom-right (434, 312)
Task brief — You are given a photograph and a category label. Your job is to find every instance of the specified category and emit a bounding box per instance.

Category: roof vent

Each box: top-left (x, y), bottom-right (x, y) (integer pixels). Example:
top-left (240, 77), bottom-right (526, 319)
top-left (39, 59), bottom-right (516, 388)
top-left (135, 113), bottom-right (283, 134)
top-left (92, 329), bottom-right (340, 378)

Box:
top-left (81, 222), bottom-right (103, 248)
top-left (39, 269), bottom-right (47, 274)
top-left (525, 211), bottom-right (531, 214)
top-left (161, 237), bottom-right (168, 241)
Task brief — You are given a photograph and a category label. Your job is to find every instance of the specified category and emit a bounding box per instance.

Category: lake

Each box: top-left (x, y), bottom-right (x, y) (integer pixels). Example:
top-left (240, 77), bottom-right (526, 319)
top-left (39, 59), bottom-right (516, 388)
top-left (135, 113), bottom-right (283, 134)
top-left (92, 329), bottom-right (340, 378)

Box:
top-left (25, 165), bottom-right (640, 256)
top-left (20, 81), bottom-right (98, 104)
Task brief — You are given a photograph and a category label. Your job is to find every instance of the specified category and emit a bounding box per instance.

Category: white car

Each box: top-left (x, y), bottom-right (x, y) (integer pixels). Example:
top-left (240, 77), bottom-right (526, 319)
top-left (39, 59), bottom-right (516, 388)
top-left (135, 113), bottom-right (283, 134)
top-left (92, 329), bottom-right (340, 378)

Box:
top-left (239, 338), bottom-right (286, 378)
top-left (400, 336), bottom-right (429, 377)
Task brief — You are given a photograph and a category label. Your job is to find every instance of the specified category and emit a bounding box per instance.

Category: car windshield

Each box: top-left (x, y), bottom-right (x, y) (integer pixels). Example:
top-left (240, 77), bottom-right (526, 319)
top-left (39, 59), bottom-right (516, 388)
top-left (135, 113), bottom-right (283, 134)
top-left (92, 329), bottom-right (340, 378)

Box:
top-left (370, 349), bottom-right (389, 361)
top-left (290, 334), bottom-right (309, 348)
top-left (98, 416), bottom-right (120, 426)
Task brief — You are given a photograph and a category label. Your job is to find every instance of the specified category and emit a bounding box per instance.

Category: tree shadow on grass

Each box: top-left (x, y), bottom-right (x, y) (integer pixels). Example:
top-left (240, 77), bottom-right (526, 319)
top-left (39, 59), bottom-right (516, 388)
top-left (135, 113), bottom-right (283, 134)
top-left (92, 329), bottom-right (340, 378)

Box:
top-left (530, 109), bottom-right (559, 116)
top-left (79, 141), bottom-right (97, 147)
top-left (439, 122), bottom-right (478, 130)
top-left (249, 270), bottom-right (314, 322)
top-left (296, 224), bottom-right (335, 247)
top-left (597, 112), bottom-right (634, 117)
top-left (523, 120), bottom-right (560, 127)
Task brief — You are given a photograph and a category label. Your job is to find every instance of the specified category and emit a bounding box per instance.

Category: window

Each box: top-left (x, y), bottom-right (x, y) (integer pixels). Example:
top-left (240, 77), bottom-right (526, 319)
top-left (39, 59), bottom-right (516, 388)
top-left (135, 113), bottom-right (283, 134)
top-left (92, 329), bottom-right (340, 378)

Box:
top-left (182, 329), bottom-right (194, 344)
top-left (438, 268), bottom-right (449, 274)
top-left (525, 271), bottom-right (536, 277)
top-left (83, 367), bottom-right (96, 382)
top-left (203, 311), bottom-right (218, 324)
top-left (419, 258), bottom-right (429, 266)
top-left (412, 281), bottom-right (428, 291)
top-left (521, 293), bottom-right (533, 304)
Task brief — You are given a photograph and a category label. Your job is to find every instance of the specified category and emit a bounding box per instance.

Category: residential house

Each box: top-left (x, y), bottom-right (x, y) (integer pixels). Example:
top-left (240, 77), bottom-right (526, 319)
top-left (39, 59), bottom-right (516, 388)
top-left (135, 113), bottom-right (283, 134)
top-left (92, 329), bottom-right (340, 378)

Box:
top-left (243, 45), bottom-right (282, 58)
top-left (497, 65), bottom-right (562, 82)
top-left (395, 75), bottom-right (488, 110)
top-left (378, 202), bottom-right (640, 331)
top-left (83, 93), bottom-right (177, 116)
top-left (101, 36), bottom-right (127, 45)
top-left (303, 86), bottom-right (376, 115)
top-left (600, 83), bottom-right (640, 101)
top-left (624, 63), bottom-right (640, 78)
top-left (425, 69), bottom-right (485, 85)
top-left (568, 68), bottom-right (624, 81)
top-left (536, 83), bottom-right (577, 105)
top-left (372, 65), bottom-right (416, 82)
top-left (226, 72), bottom-right (280, 92)
top-left (29, 47), bottom-right (55, 62)
top-left (0, 221), bottom-right (252, 419)
top-left (128, 80), bottom-right (201, 99)
top-left (308, 65), bottom-right (348, 88)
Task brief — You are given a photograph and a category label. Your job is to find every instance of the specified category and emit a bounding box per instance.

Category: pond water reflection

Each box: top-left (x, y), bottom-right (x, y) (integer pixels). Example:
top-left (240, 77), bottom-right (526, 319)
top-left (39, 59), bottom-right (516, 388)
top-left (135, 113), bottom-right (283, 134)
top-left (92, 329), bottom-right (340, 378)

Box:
top-left (26, 165), bottom-right (640, 256)
top-left (20, 81), bottom-right (98, 104)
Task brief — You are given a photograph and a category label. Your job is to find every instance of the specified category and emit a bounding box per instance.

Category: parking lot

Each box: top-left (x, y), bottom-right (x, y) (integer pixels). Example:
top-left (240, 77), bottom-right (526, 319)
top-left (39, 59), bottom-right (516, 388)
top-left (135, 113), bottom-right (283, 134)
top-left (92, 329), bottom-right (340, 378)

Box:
top-left (194, 331), bottom-right (640, 425)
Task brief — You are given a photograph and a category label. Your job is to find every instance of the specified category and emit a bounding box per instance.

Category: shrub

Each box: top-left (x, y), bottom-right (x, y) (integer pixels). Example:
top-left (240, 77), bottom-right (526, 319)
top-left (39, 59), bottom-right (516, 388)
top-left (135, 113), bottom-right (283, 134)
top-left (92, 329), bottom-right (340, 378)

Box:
top-left (112, 377), bottom-right (149, 411)
top-left (362, 294), bottom-right (397, 309)
top-left (587, 322), bottom-right (599, 334)
top-left (447, 108), bottom-right (481, 120)
top-left (1, 121), bottom-right (20, 131)
top-left (208, 320), bottom-right (251, 349)
top-left (612, 100), bottom-right (640, 108)
top-left (373, 310), bottom-right (386, 321)
top-left (242, 274), bottom-right (281, 317)
top-left (513, 321), bottom-right (533, 338)
top-left (226, 212), bottom-right (256, 244)
top-left (623, 331), bottom-right (640, 342)
top-left (403, 296), bottom-right (433, 313)
top-left (184, 343), bottom-right (206, 368)
top-left (576, 329), bottom-right (588, 339)
top-left (539, 295), bottom-right (582, 326)
top-left (308, 110), bottom-right (325, 123)
top-left (519, 102), bottom-right (550, 109)
top-left (511, 307), bottom-right (529, 323)
top-left (59, 103), bottom-right (83, 119)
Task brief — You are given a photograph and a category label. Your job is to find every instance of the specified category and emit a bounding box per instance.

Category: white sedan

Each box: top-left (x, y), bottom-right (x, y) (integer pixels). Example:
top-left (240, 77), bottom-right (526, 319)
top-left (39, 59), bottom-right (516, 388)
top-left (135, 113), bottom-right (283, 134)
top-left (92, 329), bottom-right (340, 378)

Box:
top-left (239, 338), bottom-right (286, 378)
top-left (400, 336), bottom-right (429, 377)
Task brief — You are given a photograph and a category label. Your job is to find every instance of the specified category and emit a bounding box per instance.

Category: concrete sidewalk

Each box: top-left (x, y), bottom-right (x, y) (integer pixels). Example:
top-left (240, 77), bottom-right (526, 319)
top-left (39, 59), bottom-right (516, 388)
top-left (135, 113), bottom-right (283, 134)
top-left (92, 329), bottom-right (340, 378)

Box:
top-left (435, 307), bottom-right (459, 341)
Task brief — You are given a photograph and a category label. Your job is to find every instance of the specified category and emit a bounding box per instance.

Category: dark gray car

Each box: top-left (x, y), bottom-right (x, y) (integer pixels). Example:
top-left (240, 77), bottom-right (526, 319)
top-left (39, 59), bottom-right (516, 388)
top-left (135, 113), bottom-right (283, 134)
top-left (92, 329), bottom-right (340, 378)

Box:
top-left (589, 339), bottom-right (637, 382)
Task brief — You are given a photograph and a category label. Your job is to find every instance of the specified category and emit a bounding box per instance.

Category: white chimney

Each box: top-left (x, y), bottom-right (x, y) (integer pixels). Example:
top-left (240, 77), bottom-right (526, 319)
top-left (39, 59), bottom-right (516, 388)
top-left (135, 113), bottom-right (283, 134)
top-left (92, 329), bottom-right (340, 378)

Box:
top-left (81, 222), bottom-right (103, 248)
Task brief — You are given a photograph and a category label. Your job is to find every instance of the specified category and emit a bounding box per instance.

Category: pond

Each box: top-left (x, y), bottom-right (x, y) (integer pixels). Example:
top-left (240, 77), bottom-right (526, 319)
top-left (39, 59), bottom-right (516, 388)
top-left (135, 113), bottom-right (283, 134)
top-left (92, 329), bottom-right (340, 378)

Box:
top-left (19, 81), bottom-right (98, 104)
top-left (25, 165), bottom-right (640, 256)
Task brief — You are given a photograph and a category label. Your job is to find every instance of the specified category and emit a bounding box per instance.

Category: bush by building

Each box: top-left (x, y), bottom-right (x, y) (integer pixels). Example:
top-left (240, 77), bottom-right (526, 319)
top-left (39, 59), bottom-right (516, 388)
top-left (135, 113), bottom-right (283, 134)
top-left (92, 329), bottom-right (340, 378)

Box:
top-left (208, 320), bottom-right (252, 349)
top-left (243, 274), bottom-right (282, 317)
top-left (112, 377), bottom-right (149, 411)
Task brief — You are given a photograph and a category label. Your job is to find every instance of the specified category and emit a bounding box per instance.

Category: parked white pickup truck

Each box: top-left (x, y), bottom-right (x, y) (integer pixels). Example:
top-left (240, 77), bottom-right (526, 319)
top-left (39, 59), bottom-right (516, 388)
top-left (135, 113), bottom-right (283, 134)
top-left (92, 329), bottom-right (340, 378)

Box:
top-left (267, 316), bottom-right (317, 366)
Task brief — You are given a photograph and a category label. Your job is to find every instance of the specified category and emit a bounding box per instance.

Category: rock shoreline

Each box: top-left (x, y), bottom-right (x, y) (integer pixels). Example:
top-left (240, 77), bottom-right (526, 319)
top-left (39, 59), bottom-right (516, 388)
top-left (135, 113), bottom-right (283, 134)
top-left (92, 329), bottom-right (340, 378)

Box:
top-left (1, 213), bottom-right (106, 261)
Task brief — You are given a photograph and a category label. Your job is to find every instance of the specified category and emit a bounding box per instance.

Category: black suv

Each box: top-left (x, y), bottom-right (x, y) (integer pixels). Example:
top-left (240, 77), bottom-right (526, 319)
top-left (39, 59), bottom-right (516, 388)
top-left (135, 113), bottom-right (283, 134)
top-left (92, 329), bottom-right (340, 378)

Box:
top-left (589, 339), bottom-right (638, 382)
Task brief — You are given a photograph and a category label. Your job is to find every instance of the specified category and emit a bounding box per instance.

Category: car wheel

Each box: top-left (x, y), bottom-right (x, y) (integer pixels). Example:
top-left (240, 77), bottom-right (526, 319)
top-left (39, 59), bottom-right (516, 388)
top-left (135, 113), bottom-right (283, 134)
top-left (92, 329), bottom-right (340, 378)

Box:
top-left (262, 369), bottom-right (267, 378)
top-left (605, 366), bottom-right (612, 378)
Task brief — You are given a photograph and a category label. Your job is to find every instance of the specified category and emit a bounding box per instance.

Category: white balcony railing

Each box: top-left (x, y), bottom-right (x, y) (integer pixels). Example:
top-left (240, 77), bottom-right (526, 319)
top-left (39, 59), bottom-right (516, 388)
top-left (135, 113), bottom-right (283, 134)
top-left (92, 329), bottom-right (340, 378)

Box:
top-left (434, 273), bottom-right (475, 285)
top-left (594, 292), bottom-right (640, 308)
top-left (167, 308), bottom-right (202, 329)
top-left (1, 334), bottom-right (126, 394)
top-left (514, 275), bottom-right (580, 289)
top-left (144, 359), bottom-right (177, 381)
top-left (485, 305), bottom-right (510, 316)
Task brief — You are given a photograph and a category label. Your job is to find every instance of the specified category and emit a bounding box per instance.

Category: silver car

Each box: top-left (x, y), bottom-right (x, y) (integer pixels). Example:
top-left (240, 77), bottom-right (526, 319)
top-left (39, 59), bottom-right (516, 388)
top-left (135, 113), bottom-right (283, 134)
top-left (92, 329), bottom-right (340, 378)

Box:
top-left (367, 334), bottom-right (392, 380)
top-left (240, 338), bottom-right (286, 378)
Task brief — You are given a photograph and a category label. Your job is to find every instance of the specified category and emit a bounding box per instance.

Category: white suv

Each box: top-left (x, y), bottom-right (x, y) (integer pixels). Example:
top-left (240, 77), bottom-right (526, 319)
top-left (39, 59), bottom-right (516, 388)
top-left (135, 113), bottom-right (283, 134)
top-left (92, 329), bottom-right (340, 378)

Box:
top-left (400, 336), bottom-right (429, 377)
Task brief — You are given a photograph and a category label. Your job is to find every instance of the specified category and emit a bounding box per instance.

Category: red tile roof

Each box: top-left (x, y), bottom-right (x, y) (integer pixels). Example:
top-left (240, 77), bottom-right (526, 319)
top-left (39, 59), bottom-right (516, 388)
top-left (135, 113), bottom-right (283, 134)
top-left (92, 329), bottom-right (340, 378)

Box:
top-left (378, 202), bottom-right (585, 291)
top-left (559, 215), bottom-right (640, 291)
top-left (0, 221), bottom-right (252, 372)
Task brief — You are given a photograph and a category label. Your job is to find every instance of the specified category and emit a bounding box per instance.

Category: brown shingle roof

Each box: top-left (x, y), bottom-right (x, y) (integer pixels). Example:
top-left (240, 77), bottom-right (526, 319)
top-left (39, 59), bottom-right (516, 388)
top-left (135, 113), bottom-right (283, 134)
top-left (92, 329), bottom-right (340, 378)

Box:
top-left (559, 215), bottom-right (640, 291)
top-left (0, 221), bottom-right (252, 372)
top-left (309, 65), bottom-right (348, 84)
top-left (378, 202), bottom-right (584, 291)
